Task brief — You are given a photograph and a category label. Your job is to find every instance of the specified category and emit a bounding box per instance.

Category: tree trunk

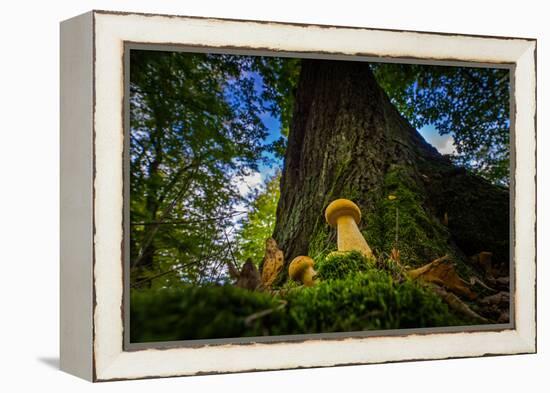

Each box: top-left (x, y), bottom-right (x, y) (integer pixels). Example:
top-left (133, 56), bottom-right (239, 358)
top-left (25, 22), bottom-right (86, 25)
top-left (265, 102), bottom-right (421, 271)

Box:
top-left (273, 59), bottom-right (509, 281)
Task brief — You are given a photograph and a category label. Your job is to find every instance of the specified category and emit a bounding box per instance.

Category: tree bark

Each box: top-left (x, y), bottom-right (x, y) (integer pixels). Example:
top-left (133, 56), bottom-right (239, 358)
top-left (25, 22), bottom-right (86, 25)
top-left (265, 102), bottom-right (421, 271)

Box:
top-left (273, 59), bottom-right (509, 279)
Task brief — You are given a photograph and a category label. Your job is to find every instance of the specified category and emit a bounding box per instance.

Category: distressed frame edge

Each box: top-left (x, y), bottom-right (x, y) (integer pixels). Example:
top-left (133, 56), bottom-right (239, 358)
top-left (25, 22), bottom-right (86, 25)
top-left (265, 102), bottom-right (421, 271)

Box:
top-left (91, 8), bottom-right (538, 42)
top-left (59, 11), bottom-right (95, 382)
top-left (512, 41), bottom-right (537, 354)
top-left (89, 11), bottom-right (537, 381)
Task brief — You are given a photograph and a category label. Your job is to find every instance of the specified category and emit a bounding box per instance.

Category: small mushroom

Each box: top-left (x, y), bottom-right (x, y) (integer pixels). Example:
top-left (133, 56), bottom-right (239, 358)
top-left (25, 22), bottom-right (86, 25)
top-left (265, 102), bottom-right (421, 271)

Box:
top-left (325, 199), bottom-right (373, 258)
top-left (288, 256), bottom-right (316, 287)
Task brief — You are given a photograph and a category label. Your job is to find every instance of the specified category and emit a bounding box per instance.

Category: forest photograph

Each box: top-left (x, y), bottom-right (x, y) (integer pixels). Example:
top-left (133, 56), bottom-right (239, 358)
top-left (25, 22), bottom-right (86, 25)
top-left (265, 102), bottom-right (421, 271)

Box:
top-left (128, 48), bottom-right (511, 344)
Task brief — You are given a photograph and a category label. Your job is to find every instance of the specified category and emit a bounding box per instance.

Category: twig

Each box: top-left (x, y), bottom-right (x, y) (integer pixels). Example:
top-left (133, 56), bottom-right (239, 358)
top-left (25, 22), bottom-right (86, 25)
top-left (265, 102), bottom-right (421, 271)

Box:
top-left (469, 276), bottom-right (496, 292)
top-left (223, 228), bottom-right (241, 279)
top-left (131, 261), bottom-right (198, 288)
top-left (131, 211), bottom-right (247, 226)
top-left (244, 300), bottom-right (287, 326)
top-left (395, 207), bottom-right (399, 246)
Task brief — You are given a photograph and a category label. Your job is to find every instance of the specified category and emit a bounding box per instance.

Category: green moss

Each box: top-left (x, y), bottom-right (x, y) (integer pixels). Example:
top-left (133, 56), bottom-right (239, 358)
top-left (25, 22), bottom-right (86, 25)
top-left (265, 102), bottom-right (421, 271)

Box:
top-left (307, 226), bottom-right (334, 261)
top-left (315, 250), bottom-right (375, 280)
top-left (285, 270), bottom-right (463, 332)
top-left (131, 249), bottom-right (467, 343)
top-left (363, 165), bottom-right (455, 267)
top-left (130, 285), bottom-right (286, 342)
top-left (279, 278), bottom-right (302, 293)
top-left (382, 255), bottom-right (409, 281)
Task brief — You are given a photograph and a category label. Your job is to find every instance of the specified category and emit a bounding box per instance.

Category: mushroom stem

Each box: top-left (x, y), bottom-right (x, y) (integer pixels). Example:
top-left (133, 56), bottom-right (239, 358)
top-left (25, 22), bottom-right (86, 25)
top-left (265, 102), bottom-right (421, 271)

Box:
top-left (335, 215), bottom-right (373, 257)
top-left (325, 199), bottom-right (373, 258)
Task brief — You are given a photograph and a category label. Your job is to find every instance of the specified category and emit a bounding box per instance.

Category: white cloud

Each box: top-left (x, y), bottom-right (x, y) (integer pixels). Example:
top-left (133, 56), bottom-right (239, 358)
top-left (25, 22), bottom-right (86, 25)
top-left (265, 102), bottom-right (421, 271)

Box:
top-left (433, 134), bottom-right (457, 155)
top-left (419, 125), bottom-right (457, 155)
top-left (229, 171), bottom-right (264, 229)
top-left (234, 171), bottom-right (263, 197)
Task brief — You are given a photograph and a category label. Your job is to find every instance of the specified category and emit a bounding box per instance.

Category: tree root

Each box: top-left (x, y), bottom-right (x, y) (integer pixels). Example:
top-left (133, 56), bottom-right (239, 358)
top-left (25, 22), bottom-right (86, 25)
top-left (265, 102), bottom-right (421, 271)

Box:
top-left (430, 285), bottom-right (489, 324)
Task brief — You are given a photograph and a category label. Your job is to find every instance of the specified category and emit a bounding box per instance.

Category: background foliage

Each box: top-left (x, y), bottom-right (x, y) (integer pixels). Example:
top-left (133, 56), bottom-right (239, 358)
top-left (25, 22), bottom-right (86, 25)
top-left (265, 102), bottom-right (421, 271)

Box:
top-left (372, 63), bottom-right (510, 185)
top-left (235, 173), bottom-right (281, 265)
top-left (130, 50), bottom-right (297, 287)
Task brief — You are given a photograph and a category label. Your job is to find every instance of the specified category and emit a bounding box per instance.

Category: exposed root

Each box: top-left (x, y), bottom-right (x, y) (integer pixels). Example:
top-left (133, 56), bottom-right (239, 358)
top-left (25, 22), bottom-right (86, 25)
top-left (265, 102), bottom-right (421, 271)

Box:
top-left (430, 285), bottom-right (489, 324)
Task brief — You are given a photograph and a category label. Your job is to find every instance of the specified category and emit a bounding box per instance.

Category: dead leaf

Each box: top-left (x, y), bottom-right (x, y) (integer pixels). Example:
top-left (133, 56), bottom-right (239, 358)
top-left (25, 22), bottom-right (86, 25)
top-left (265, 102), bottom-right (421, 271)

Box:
top-left (408, 255), bottom-right (449, 279)
top-left (260, 238), bottom-right (284, 287)
top-left (408, 255), bottom-right (477, 300)
top-left (470, 251), bottom-right (494, 277)
top-left (236, 259), bottom-right (261, 291)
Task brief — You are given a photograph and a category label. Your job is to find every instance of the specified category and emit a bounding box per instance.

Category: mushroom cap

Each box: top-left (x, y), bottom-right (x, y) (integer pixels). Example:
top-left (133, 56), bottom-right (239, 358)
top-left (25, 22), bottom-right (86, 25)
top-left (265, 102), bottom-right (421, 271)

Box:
top-left (288, 256), bottom-right (315, 281)
top-left (325, 199), bottom-right (361, 227)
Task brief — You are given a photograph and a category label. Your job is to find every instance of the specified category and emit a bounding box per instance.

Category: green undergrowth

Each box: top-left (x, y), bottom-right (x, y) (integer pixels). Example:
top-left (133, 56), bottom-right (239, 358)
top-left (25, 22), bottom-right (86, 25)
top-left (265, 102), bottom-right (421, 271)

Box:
top-left (131, 166), bottom-right (483, 343)
top-left (131, 251), bottom-right (467, 343)
top-left (130, 284), bottom-right (284, 342)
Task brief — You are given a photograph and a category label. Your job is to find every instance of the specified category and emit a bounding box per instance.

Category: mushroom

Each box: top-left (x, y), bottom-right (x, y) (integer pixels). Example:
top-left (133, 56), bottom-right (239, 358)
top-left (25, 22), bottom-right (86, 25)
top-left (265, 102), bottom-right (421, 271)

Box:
top-left (324, 199), bottom-right (373, 258)
top-left (288, 256), bottom-right (316, 286)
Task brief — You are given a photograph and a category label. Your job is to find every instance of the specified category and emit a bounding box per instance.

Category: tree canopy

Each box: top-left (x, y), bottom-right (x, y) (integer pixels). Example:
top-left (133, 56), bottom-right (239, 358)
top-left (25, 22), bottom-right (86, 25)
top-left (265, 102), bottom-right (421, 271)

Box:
top-left (235, 172), bottom-right (281, 265)
top-left (371, 63), bottom-right (510, 185)
top-left (130, 50), bottom-right (266, 286)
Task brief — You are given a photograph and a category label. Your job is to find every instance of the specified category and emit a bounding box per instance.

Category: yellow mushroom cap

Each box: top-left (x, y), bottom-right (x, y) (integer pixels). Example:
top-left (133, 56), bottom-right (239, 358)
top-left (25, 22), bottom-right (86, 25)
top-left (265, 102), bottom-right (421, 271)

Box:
top-left (288, 256), bottom-right (315, 281)
top-left (324, 199), bottom-right (361, 227)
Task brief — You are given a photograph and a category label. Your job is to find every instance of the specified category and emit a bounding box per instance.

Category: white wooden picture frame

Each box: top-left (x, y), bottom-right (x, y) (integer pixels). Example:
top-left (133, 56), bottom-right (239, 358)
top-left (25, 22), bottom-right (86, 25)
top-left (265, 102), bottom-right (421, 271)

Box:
top-left (60, 10), bottom-right (536, 381)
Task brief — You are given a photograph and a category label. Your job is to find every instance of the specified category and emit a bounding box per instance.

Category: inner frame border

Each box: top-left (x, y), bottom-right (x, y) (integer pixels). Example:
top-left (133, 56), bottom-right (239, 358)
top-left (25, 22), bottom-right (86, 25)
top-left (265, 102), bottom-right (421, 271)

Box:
top-left (122, 41), bottom-right (517, 352)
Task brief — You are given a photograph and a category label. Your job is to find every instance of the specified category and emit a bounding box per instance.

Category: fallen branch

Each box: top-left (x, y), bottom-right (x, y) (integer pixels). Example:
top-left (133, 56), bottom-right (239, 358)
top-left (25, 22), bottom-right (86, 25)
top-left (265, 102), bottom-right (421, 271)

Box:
top-left (244, 300), bottom-right (287, 326)
top-left (431, 285), bottom-right (489, 324)
top-left (469, 276), bottom-right (496, 292)
top-left (480, 291), bottom-right (510, 306)
top-left (131, 261), bottom-right (199, 288)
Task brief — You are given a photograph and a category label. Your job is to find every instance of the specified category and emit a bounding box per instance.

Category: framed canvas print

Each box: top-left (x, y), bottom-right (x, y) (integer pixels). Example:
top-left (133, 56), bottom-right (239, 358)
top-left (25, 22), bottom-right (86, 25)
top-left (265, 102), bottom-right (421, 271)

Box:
top-left (60, 10), bottom-right (537, 381)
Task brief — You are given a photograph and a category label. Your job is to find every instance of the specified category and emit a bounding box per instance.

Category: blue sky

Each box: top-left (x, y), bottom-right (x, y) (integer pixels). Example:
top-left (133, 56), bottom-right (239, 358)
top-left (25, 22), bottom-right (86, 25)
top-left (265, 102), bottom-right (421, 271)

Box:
top-left (418, 124), bottom-right (456, 155)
